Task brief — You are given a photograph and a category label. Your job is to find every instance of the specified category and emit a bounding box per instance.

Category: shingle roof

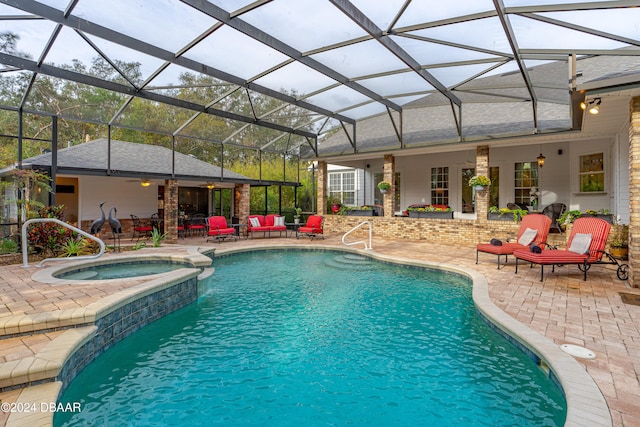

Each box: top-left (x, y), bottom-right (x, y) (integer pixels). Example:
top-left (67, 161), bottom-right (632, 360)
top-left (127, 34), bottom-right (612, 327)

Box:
top-left (20, 138), bottom-right (250, 181)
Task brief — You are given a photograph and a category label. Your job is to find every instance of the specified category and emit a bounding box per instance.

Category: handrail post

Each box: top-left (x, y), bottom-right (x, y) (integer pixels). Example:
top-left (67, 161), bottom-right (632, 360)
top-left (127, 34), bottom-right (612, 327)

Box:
top-left (341, 220), bottom-right (373, 250)
top-left (22, 218), bottom-right (106, 268)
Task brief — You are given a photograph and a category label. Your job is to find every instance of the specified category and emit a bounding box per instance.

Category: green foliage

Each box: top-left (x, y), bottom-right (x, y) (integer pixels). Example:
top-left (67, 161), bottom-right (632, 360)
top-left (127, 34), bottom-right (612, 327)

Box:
top-left (27, 205), bottom-right (73, 257)
top-left (132, 241), bottom-right (147, 250)
top-left (468, 175), bottom-right (491, 187)
top-left (0, 238), bottom-right (18, 254)
top-left (558, 210), bottom-right (582, 225)
top-left (151, 227), bottom-right (166, 247)
top-left (489, 206), bottom-right (528, 222)
top-left (59, 237), bottom-right (90, 257)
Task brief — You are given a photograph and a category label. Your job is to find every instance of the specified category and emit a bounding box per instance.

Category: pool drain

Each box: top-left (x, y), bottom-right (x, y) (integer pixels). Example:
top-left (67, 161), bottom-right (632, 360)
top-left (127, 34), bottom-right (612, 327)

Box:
top-left (560, 344), bottom-right (596, 359)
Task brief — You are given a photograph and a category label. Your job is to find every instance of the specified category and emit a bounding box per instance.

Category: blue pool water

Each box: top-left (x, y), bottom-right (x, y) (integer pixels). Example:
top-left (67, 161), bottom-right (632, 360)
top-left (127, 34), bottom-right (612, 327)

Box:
top-left (55, 260), bottom-right (190, 280)
top-left (56, 250), bottom-right (566, 426)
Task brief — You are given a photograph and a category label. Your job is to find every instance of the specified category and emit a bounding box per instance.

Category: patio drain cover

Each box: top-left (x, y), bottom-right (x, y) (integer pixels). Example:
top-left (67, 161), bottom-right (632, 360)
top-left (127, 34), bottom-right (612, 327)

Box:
top-left (560, 344), bottom-right (596, 359)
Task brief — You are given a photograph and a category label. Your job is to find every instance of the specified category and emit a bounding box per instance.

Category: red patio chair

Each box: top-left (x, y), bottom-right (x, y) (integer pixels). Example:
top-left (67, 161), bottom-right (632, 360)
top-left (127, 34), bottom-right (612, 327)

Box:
top-left (513, 217), bottom-right (611, 281)
top-left (206, 216), bottom-right (237, 243)
top-left (476, 213), bottom-right (552, 269)
top-left (297, 215), bottom-right (324, 240)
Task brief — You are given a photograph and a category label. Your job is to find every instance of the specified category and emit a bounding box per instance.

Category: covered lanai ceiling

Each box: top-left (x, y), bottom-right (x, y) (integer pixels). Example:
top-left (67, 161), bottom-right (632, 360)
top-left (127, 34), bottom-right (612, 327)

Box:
top-left (1, 0), bottom-right (639, 158)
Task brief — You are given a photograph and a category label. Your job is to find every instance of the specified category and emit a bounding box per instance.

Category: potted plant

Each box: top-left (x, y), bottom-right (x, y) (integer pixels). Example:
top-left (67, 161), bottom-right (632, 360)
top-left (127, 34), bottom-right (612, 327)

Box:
top-left (582, 209), bottom-right (615, 224)
top-left (327, 195), bottom-right (341, 214)
top-left (377, 181), bottom-right (391, 194)
top-left (293, 207), bottom-right (302, 224)
top-left (407, 205), bottom-right (453, 219)
top-left (345, 205), bottom-right (375, 217)
top-left (609, 224), bottom-right (629, 259)
top-left (468, 175), bottom-right (491, 191)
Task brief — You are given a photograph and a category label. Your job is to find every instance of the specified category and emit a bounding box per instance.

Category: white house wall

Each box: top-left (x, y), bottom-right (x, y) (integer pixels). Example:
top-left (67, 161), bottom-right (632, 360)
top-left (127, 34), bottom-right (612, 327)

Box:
top-left (78, 176), bottom-right (158, 222)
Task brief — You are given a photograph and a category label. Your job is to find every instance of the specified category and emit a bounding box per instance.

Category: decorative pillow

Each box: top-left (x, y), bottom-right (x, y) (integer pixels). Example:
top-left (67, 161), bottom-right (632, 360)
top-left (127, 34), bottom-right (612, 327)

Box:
top-left (568, 233), bottom-right (592, 254)
top-left (518, 227), bottom-right (538, 246)
top-left (274, 216), bottom-right (285, 226)
top-left (249, 217), bottom-right (261, 227)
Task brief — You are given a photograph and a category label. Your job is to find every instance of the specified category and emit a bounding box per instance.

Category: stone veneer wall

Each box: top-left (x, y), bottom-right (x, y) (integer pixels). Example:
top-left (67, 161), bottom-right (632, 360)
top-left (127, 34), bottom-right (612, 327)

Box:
top-left (57, 277), bottom-right (198, 392)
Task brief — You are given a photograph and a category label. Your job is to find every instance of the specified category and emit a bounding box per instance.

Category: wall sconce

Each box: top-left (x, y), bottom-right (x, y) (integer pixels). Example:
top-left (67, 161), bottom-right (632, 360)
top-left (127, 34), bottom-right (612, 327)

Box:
top-left (140, 179), bottom-right (151, 187)
top-left (537, 153), bottom-right (546, 168)
top-left (580, 97), bottom-right (601, 115)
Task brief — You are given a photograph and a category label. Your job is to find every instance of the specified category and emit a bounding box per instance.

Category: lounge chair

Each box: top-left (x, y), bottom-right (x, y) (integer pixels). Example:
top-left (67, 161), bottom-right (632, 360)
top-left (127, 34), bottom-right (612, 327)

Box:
top-left (297, 215), bottom-right (324, 240)
top-left (206, 216), bottom-right (237, 243)
top-left (513, 217), bottom-right (616, 281)
top-left (476, 213), bottom-right (552, 269)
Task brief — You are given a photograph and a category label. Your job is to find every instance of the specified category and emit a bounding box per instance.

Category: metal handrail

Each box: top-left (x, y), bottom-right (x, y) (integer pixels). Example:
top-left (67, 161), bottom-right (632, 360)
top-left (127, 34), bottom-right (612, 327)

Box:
top-left (341, 220), bottom-right (373, 250)
top-left (22, 218), bottom-right (106, 268)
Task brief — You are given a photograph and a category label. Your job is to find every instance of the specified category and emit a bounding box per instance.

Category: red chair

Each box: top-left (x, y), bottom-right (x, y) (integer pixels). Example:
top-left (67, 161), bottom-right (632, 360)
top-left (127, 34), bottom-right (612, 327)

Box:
top-left (476, 214), bottom-right (552, 269)
top-left (297, 215), bottom-right (324, 240)
top-left (130, 214), bottom-right (153, 242)
top-left (206, 216), bottom-right (237, 243)
top-left (513, 217), bottom-right (611, 281)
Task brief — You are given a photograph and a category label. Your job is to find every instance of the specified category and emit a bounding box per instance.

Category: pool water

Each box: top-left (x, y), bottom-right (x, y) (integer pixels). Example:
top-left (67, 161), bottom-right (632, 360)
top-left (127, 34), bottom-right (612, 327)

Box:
top-left (56, 250), bottom-right (566, 426)
top-left (55, 260), bottom-right (190, 280)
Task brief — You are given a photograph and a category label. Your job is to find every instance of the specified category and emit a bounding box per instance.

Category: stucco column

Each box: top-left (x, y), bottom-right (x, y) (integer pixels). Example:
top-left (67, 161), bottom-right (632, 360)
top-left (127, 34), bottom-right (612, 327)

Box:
top-left (628, 97), bottom-right (640, 287)
top-left (476, 145), bottom-right (490, 223)
top-left (235, 184), bottom-right (250, 224)
top-left (164, 179), bottom-right (178, 244)
top-left (383, 154), bottom-right (395, 218)
top-left (317, 161), bottom-right (327, 215)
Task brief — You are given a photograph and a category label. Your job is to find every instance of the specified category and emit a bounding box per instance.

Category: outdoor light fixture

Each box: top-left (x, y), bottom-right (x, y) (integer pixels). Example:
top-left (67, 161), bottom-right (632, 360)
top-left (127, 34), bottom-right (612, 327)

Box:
top-left (580, 97), bottom-right (601, 115)
top-left (537, 153), bottom-right (546, 168)
top-left (140, 179), bottom-right (151, 187)
top-left (206, 182), bottom-right (215, 189)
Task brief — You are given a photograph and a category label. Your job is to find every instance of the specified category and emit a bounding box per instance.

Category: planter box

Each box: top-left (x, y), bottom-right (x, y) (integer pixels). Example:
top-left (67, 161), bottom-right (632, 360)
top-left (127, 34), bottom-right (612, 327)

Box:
top-left (582, 213), bottom-right (615, 224)
top-left (488, 212), bottom-right (519, 222)
top-left (345, 210), bottom-right (375, 217)
top-left (408, 211), bottom-right (453, 219)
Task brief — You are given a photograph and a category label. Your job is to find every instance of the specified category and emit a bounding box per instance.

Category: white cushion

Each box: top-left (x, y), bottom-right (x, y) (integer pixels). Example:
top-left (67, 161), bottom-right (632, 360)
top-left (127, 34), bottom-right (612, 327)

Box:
top-left (518, 227), bottom-right (538, 246)
top-left (568, 233), bottom-right (592, 254)
top-left (249, 217), bottom-right (261, 227)
top-left (274, 216), bottom-right (285, 226)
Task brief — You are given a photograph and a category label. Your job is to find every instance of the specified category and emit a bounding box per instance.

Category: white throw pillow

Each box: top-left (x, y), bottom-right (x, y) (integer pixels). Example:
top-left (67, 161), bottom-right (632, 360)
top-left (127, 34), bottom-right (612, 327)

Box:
top-left (568, 233), bottom-right (592, 254)
top-left (518, 227), bottom-right (538, 246)
top-left (249, 217), bottom-right (261, 227)
top-left (274, 216), bottom-right (285, 226)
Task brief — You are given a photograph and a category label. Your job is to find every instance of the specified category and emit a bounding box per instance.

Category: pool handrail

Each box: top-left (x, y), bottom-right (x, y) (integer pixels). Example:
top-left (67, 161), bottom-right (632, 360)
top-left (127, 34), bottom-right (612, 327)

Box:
top-left (342, 220), bottom-right (373, 250)
top-left (22, 218), bottom-right (106, 268)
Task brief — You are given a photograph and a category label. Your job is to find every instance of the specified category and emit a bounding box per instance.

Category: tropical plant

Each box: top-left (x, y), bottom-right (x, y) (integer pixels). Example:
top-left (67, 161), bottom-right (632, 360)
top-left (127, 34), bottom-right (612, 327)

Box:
top-left (489, 206), bottom-right (528, 222)
top-left (59, 237), bottom-right (89, 257)
top-left (468, 175), bottom-right (491, 187)
top-left (151, 227), bottom-right (167, 247)
top-left (27, 205), bottom-right (73, 257)
top-left (293, 207), bottom-right (302, 219)
top-left (610, 224), bottom-right (629, 248)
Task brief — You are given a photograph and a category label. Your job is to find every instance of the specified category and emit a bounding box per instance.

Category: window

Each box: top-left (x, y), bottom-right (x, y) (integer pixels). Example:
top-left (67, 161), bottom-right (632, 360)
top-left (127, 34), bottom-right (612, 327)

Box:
top-left (431, 167), bottom-right (449, 206)
top-left (579, 153), bottom-right (604, 192)
top-left (328, 170), bottom-right (355, 205)
top-left (514, 162), bottom-right (538, 207)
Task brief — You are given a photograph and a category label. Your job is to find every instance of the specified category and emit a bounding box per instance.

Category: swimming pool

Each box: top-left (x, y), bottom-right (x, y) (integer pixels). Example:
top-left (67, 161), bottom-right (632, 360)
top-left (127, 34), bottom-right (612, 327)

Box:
top-left (55, 249), bottom-right (566, 426)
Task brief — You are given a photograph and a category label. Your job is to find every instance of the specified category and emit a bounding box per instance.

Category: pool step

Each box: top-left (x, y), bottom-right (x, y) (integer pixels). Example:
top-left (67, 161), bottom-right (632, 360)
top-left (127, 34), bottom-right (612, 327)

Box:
top-left (325, 254), bottom-right (374, 270)
top-left (0, 326), bottom-right (96, 392)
